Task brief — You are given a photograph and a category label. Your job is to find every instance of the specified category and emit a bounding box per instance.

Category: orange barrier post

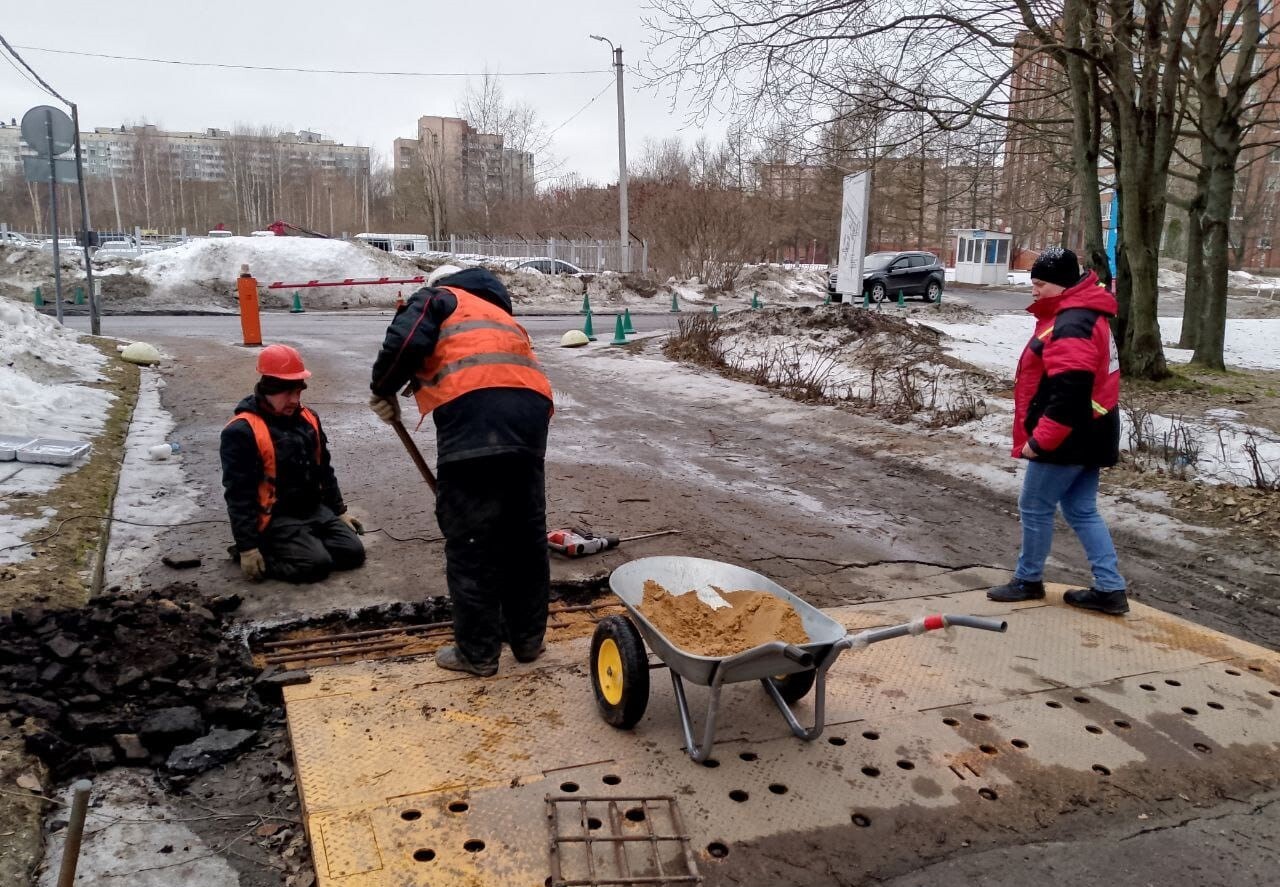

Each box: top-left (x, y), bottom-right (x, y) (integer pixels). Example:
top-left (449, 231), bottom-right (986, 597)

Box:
top-left (236, 263), bottom-right (263, 347)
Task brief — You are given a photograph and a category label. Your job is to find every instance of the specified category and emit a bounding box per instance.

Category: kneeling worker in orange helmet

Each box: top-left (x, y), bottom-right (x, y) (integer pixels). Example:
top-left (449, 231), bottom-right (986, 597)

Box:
top-left (220, 344), bottom-right (366, 582)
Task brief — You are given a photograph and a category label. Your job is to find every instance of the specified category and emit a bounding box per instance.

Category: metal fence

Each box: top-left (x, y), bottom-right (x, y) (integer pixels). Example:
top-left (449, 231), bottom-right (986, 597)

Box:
top-left (1, 223), bottom-right (650, 272)
top-left (358, 235), bottom-right (647, 273)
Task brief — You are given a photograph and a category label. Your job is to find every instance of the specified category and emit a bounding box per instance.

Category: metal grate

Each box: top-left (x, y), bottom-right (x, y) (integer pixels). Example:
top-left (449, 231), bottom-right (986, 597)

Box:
top-left (546, 795), bottom-right (702, 886)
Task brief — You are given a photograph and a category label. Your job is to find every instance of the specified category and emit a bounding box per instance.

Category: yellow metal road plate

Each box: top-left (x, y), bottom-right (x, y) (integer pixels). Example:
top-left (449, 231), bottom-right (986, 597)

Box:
top-left (284, 588), bottom-right (1280, 886)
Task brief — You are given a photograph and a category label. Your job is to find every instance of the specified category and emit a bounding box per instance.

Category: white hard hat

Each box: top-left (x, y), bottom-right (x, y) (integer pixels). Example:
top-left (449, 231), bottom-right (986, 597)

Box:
top-left (560, 329), bottom-right (590, 348)
top-left (426, 264), bottom-right (464, 286)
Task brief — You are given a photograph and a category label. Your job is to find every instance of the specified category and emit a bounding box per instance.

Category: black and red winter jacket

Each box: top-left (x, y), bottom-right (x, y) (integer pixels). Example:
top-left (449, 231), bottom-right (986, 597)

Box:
top-left (1012, 271), bottom-right (1121, 467)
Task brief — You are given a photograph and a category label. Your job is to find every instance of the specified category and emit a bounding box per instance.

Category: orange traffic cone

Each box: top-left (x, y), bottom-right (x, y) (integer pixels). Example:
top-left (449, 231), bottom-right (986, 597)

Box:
top-left (395, 290), bottom-right (406, 310)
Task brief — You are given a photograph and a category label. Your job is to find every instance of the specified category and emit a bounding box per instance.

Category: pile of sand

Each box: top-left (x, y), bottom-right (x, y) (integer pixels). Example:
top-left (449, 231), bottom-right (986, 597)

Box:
top-left (638, 579), bottom-right (809, 658)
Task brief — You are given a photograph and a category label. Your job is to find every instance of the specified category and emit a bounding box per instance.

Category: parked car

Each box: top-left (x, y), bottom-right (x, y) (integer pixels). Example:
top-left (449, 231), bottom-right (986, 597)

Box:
top-left (0, 231), bottom-right (31, 246)
top-left (514, 258), bottom-right (585, 276)
top-left (860, 251), bottom-right (945, 302)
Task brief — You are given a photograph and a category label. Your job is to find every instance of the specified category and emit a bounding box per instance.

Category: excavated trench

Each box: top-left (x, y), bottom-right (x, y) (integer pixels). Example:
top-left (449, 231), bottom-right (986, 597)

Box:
top-left (0, 575), bottom-right (613, 782)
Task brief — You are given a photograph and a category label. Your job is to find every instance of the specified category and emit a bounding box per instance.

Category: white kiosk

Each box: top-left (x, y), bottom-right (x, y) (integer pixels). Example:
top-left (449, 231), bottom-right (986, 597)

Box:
top-left (952, 229), bottom-right (1012, 285)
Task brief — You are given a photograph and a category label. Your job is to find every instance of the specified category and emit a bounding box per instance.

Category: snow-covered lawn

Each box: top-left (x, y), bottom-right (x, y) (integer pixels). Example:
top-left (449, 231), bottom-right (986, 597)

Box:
top-left (923, 313), bottom-right (1280, 488)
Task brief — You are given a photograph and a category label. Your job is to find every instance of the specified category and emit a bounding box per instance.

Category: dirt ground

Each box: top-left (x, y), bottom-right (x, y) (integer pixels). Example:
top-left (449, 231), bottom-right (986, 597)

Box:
top-left (4, 302), bottom-right (1279, 885)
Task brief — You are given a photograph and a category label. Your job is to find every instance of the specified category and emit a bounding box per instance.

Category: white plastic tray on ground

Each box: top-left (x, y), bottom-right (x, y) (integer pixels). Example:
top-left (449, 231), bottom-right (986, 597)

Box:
top-left (15, 437), bottom-right (91, 466)
top-left (0, 433), bottom-right (38, 461)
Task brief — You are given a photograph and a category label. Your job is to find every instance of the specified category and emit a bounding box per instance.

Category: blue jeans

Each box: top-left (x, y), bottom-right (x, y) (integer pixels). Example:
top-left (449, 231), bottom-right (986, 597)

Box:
top-left (1015, 461), bottom-right (1125, 592)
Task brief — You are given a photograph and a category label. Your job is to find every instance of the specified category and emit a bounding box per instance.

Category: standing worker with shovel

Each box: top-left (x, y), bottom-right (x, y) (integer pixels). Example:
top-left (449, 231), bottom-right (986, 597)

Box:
top-left (369, 265), bottom-right (555, 676)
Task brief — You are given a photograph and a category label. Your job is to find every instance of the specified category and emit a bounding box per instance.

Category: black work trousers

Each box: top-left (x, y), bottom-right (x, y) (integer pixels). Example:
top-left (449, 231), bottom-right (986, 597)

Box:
top-left (261, 505), bottom-right (365, 583)
top-left (435, 453), bottom-right (550, 667)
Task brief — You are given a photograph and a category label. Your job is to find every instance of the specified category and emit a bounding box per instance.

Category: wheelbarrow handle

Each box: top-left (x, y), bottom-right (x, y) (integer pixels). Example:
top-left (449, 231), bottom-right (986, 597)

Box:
top-left (944, 614), bottom-right (1007, 633)
top-left (843, 613), bottom-right (1008, 649)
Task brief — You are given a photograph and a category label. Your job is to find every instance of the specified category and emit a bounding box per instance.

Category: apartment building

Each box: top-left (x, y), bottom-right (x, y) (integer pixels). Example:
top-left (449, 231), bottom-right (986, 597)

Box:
top-left (394, 115), bottom-right (535, 211)
top-left (0, 119), bottom-right (369, 183)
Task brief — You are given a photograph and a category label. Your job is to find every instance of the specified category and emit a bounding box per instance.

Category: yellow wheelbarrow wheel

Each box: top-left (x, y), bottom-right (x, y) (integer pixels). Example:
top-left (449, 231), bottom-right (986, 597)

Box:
top-left (590, 615), bottom-right (650, 729)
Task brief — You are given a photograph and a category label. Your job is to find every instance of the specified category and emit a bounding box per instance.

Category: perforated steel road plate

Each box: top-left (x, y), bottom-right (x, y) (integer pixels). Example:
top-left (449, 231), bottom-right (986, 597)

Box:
top-left (284, 586), bottom-right (1280, 886)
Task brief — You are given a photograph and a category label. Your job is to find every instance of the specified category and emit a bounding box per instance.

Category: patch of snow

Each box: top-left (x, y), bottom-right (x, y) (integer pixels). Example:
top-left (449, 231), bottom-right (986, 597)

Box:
top-left (37, 769), bottom-right (239, 887)
top-left (0, 301), bottom-right (115, 562)
top-left (105, 369), bottom-right (202, 586)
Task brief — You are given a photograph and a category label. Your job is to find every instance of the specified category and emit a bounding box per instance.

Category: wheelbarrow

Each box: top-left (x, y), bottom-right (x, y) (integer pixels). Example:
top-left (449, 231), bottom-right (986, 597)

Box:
top-left (590, 556), bottom-right (1007, 762)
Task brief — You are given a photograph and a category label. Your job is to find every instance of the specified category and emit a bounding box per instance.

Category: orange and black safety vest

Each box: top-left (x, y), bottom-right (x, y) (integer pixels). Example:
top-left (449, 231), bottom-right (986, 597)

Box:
top-left (413, 287), bottom-right (554, 415)
top-left (224, 408), bottom-right (322, 531)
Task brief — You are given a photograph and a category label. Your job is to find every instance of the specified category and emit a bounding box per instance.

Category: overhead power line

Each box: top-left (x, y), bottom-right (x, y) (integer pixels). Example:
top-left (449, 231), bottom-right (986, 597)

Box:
top-left (0, 32), bottom-right (70, 103)
top-left (546, 79), bottom-right (616, 139)
top-left (13, 44), bottom-right (611, 78)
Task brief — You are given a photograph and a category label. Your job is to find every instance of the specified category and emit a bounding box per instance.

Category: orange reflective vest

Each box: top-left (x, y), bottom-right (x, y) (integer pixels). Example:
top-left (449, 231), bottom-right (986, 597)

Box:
top-left (225, 408), bottom-right (322, 531)
top-left (413, 286), bottom-right (554, 415)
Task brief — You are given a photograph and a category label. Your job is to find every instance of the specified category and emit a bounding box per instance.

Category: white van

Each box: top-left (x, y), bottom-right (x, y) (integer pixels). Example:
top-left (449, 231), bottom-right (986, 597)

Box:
top-left (355, 232), bottom-right (432, 253)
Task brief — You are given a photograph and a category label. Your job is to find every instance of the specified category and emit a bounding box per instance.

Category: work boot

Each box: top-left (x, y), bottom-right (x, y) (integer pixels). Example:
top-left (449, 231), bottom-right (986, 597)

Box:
top-left (986, 577), bottom-right (1046, 602)
top-left (1063, 588), bottom-right (1130, 616)
top-left (435, 646), bottom-right (498, 677)
top-left (511, 643), bottom-right (545, 664)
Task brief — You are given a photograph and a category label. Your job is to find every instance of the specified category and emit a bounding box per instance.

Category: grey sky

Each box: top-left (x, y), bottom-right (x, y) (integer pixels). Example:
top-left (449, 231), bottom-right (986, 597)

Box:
top-left (2, 0), bottom-right (721, 184)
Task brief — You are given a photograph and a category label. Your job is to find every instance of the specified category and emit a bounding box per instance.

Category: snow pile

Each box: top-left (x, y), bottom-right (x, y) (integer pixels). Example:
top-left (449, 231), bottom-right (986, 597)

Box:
top-left (712, 306), bottom-right (997, 418)
top-left (1158, 264), bottom-right (1280, 295)
top-left (0, 299), bottom-right (111, 435)
top-left (130, 236), bottom-right (426, 308)
top-left (0, 243), bottom-right (90, 300)
top-left (0, 300), bottom-right (115, 562)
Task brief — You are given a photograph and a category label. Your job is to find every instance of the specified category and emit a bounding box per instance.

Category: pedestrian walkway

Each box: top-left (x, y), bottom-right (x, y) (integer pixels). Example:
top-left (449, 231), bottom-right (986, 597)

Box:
top-left (283, 585), bottom-right (1280, 886)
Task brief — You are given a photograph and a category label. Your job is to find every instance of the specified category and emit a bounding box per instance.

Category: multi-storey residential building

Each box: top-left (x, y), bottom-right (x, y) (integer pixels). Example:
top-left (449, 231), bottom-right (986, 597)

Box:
top-left (0, 119), bottom-right (369, 183)
top-left (394, 115), bottom-right (535, 214)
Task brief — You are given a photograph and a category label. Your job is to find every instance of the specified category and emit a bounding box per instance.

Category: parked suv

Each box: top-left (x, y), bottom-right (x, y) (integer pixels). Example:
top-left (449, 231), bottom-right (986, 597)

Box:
top-left (828, 251), bottom-right (945, 302)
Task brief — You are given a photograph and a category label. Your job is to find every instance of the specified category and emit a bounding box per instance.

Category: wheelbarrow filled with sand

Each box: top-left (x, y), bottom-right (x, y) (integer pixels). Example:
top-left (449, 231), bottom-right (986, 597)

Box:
top-left (591, 556), bottom-right (1007, 762)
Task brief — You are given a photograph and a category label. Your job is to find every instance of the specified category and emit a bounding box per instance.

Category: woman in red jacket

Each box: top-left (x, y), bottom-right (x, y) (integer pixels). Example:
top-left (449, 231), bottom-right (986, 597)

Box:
top-left (987, 248), bottom-right (1129, 615)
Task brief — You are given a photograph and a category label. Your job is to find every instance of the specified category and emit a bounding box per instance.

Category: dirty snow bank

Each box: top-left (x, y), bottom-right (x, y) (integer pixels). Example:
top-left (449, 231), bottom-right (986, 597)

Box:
top-left (0, 300), bottom-right (115, 562)
top-left (131, 236), bottom-right (427, 309)
top-left (105, 369), bottom-right (200, 587)
top-left (699, 305), bottom-right (1280, 488)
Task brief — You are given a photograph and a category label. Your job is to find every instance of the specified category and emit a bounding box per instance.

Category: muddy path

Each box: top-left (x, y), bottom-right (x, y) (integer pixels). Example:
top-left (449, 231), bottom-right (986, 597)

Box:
top-left (109, 316), bottom-right (1280, 652)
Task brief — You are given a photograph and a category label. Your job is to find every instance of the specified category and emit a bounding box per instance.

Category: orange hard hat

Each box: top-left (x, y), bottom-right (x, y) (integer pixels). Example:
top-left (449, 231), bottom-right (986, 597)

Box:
top-left (256, 343), bottom-right (311, 380)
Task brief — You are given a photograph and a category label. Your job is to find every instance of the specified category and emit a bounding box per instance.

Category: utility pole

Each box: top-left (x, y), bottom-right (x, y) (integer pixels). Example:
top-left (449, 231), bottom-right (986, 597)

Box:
top-left (70, 104), bottom-right (100, 335)
top-left (591, 35), bottom-right (629, 271)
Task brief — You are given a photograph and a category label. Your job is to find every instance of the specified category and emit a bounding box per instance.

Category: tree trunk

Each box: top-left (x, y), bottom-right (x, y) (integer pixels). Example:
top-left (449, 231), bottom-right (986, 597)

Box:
top-left (1115, 160), bottom-right (1170, 379)
top-left (1192, 153), bottom-right (1238, 370)
top-left (1062, 0), bottom-right (1111, 286)
top-left (1179, 185), bottom-right (1205, 350)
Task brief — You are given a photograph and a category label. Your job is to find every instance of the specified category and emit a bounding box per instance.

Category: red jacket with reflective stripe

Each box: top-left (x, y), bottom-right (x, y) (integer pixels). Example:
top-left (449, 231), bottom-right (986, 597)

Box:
top-left (412, 286), bottom-right (553, 415)
top-left (1012, 271), bottom-right (1121, 466)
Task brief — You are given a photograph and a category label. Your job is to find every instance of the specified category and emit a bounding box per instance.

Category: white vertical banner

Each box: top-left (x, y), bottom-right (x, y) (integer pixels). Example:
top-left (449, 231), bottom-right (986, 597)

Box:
top-left (836, 171), bottom-right (870, 300)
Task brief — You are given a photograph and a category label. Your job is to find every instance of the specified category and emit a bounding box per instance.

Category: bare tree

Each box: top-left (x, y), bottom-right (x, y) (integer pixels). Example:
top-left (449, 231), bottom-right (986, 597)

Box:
top-left (1166, 1), bottom-right (1279, 365)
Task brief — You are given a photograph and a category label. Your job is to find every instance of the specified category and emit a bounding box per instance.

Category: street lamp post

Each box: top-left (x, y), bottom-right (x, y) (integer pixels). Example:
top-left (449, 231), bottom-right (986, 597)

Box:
top-left (590, 34), bottom-right (629, 272)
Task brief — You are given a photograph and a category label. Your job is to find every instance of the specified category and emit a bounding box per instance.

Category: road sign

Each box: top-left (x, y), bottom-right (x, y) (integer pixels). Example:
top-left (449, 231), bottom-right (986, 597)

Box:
top-left (22, 155), bottom-right (78, 185)
top-left (20, 105), bottom-right (75, 157)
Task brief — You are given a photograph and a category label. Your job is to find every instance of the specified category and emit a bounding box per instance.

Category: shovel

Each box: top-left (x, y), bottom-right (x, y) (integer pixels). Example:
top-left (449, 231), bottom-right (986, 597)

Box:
top-left (391, 418), bottom-right (437, 495)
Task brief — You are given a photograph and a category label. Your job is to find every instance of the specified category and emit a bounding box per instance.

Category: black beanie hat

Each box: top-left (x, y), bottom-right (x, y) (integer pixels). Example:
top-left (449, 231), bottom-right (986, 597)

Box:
top-left (1029, 247), bottom-right (1082, 289)
top-left (257, 375), bottom-right (307, 396)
